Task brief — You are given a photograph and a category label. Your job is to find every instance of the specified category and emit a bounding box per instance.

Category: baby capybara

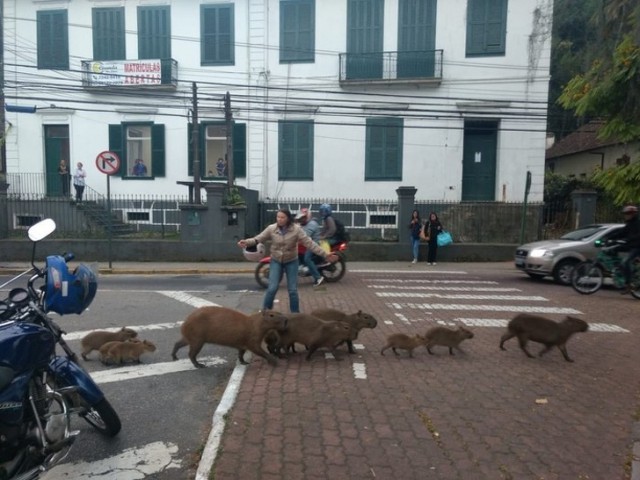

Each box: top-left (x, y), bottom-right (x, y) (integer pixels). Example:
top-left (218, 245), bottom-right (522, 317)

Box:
top-left (171, 307), bottom-right (288, 367)
top-left (311, 308), bottom-right (378, 353)
top-left (101, 339), bottom-right (156, 365)
top-left (81, 327), bottom-right (138, 360)
top-left (424, 326), bottom-right (474, 355)
top-left (380, 333), bottom-right (427, 357)
top-left (277, 313), bottom-right (354, 361)
top-left (499, 313), bottom-right (589, 362)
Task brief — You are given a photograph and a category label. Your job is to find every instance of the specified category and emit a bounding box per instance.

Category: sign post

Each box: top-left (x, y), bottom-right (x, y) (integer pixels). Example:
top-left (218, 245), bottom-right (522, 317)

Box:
top-left (95, 151), bottom-right (121, 269)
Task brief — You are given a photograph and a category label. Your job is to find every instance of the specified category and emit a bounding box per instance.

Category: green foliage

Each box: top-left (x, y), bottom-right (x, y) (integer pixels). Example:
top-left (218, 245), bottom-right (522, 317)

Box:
top-left (591, 162), bottom-right (640, 205)
top-left (544, 171), bottom-right (596, 204)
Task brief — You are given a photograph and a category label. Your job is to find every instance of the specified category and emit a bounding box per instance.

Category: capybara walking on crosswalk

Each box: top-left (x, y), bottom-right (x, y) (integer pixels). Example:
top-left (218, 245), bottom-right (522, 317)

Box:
top-left (424, 326), bottom-right (474, 355)
top-left (499, 313), bottom-right (588, 362)
top-left (380, 333), bottom-right (427, 357)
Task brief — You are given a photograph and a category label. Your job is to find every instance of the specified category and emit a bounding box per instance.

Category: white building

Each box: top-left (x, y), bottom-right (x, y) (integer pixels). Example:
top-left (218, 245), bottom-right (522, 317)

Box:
top-left (3, 0), bottom-right (552, 202)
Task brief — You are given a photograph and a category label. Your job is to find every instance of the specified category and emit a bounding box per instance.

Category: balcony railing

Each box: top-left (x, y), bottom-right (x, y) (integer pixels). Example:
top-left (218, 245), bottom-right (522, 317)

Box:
top-left (339, 50), bottom-right (443, 85)
top-left (81, 58), bottom-right (178, 90)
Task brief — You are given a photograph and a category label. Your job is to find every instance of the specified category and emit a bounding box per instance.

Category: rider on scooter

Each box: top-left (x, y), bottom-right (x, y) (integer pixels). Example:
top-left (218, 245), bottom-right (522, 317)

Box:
top-left (295, 208), bottom-right (325, 287)
top-left (611, 205), bottom-right (640, 294)
top-left (319, 203), bottom-right (338, 246)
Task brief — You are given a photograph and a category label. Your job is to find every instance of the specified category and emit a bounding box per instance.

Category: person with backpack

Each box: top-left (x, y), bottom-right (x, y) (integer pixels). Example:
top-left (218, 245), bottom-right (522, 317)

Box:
top-left (319, 203), bottom-right (338, 246)
top-left (422, 211), bottom-right (443, 265)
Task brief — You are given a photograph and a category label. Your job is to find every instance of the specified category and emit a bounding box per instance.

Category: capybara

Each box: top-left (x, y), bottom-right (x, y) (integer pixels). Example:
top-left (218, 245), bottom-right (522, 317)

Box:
top-left (499, 313), bottom-right (589, 362)
top-left (310, 308), bottom-right (378, 353)
top-left (380, 333), bottom-right (427, 357)
top-left (101, 339), bottom-right (156, 365)
top-left (424, 326), bottom-right (474, 355)
top-left (81, 327), bottom-right (138, 360)
top-left (277, 313), bottom-right (354, 361)
top-left (98, 338), bottom-right (141, 358)
top-left (171, 307), bottom-right (289, 367)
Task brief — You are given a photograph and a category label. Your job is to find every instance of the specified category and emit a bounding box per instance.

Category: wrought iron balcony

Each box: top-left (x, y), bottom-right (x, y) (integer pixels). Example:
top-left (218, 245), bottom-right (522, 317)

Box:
top-left (80, 58), bottom-right (178, 90)
top-left (339, 50), bottom-right (443, 86)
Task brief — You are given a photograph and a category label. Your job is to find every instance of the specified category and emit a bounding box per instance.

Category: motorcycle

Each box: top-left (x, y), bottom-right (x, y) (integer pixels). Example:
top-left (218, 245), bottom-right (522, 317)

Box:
top-left (0, 218), bottom-right (121, 480)
top-left (254, 241), bottom-right (348, 289)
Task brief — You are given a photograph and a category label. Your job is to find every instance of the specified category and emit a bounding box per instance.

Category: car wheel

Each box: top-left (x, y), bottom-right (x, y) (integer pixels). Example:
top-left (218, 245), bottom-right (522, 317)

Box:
top-left (526, 273), bottom-right (546, 281)
top-left (553, 259), bottom-right (577, 285)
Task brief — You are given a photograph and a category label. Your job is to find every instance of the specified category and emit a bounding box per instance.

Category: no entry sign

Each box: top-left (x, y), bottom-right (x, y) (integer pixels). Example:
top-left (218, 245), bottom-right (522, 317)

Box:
top-left (96, 151), bottom-right (121, 175)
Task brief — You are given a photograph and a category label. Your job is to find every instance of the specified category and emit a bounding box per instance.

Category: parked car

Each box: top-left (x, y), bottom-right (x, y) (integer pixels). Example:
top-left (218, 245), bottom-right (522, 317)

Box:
top-left (514, 224), bottom-right (624, 285)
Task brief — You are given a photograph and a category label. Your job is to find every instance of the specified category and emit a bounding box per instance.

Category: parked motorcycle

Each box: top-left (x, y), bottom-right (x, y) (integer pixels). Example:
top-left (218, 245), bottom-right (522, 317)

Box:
top-left (253, 241), bottom-right (348, 289)
top-left (0, 218), bottom-right (121, 480)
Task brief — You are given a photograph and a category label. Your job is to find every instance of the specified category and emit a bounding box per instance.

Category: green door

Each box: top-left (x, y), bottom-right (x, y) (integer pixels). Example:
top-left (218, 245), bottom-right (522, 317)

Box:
top-left (461, 121), bottom-right (497, 201)
top-left (346, 0), bottom-right (383, 80)
top-left (397, 0), bottom-right (436, 78)
top-left (44, 125), bottom-right (70, 197)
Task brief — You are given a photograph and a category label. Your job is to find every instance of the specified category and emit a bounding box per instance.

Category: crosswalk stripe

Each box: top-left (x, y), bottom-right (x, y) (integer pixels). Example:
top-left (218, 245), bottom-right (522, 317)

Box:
top-left (63, 321), bottom-right (184, 341)
top-left (396, 317), bottom-right (629, 333)
top-left (354, 269), bottom-right (468, 275)
top-left (371, 285), bottom-right (521, 291)
top-left (386, 302), bottom-right (582, 314)
top-left (377, 292), bottom-right (547, 301)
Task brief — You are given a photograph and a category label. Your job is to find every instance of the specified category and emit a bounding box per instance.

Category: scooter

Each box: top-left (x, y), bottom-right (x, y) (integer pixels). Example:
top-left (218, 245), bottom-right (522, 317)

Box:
top-left (254, 241), bottom-right (348, 289)
top-left (0, 218), bottom-right (121, 480)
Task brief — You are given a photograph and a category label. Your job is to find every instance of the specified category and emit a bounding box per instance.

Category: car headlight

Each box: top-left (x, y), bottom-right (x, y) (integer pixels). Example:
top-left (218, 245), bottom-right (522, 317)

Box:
top-left (529, 248), bottom-right (554, 258)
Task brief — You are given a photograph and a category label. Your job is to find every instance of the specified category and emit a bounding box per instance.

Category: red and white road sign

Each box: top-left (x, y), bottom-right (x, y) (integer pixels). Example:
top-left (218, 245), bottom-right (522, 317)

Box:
top-left (96, 151), bottom-right (121, 175)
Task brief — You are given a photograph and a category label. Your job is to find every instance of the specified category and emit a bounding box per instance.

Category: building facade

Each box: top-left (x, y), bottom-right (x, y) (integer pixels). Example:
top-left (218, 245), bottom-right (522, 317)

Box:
top-left (3, 0), bottom-right (552, 202)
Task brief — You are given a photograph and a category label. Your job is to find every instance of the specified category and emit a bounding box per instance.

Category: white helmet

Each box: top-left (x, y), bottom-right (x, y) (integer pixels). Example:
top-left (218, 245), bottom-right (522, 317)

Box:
top-left (243, 243), bottom-right (265, 262)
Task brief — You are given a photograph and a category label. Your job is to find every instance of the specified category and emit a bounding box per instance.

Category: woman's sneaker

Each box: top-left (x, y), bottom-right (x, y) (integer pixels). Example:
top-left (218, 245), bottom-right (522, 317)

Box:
top-left (313, 277), bottom-right (325, 287)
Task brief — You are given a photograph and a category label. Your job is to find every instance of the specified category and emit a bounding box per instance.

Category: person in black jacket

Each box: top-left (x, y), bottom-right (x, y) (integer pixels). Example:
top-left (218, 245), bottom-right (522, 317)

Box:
top-left (422, 211), bottom-right (443, 265)
top-left (409, 209), bottom-right (422, 264)
top-left (612, 205), bottom-right (640, 294)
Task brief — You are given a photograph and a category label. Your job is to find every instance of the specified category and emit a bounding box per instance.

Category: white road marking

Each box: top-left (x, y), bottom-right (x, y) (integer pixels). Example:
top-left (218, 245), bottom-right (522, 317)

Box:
top-left (370, 285), bottom-right (521, 291)
top-left (353, 343), bottom-right (365, 350)
top-left (42, 441), bottom-right (182, 479)
top-left (366, 279), bottom-right (498, 284)
top-left (353, 363), bottom-right (367, 379)
top-left (90, 356), bottom-right (228, 384)
top-left (377, 292), bottom-right (547, 301)
top-left (63, 322), bottom-right (184, 341)
top-left (324, 352), bottom-right (336, 360)
top-left (386, 303), bottom-right (582, 314)
top-left (157, 290), bottom-right (220, 308)
top-left (395, 313), bottom-right (411, 325)
top-left (354, 269), bottom-right (468, 275)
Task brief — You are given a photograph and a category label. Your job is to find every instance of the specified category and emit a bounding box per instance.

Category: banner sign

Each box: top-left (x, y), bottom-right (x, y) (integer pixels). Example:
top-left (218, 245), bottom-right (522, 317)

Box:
top-left (86, 60), bottom-right (162, 87)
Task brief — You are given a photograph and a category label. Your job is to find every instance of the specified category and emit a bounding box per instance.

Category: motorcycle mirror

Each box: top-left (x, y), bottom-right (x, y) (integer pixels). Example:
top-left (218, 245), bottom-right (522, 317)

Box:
top-left (28, 218), bottom-right (56, 242)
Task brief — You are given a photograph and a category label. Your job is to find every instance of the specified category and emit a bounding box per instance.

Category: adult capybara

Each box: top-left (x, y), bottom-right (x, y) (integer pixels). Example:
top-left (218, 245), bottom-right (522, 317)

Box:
top-left (277, 313), bottom-right (354, 361)
top-left (81, 327), bottom-right (138, 360)
top-left (101, 339), bottom-right (156, 365)
top-left (380, 333), bottom-right (427, 357)
top-left (424, 326), bottom-right (474, 355)
top-left (310, 308), bottom-right (378, 353)
top-left (499, 313), bottom-right (589, 362)
top-left (171, 307), bottom-right (289, 367)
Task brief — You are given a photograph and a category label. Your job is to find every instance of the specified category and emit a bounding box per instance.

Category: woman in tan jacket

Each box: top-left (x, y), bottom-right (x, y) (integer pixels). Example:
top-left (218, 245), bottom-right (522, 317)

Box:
top-left (238, 209), bottom-right (337, 312)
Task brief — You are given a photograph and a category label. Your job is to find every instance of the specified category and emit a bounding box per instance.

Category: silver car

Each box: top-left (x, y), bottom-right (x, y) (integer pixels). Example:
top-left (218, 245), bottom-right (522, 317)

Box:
top-left (514, 223), bottom-right (624, 285)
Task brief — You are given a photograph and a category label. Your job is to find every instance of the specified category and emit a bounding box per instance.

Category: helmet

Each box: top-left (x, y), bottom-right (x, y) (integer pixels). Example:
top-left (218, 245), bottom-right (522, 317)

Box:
top-left (295, 208), bottom-right (310, 222)
top-left (622, 205), bottom-right (638, 214)
top-left (243, 243), bottom-right (266, 262)
top-left (44, 256), bottom-right (97, 315)
top-left (319, 203), bottom-right (332, 217)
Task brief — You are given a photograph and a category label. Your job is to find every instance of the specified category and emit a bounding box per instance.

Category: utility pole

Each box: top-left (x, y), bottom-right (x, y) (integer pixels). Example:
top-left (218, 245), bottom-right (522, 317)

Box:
top-left (224, 91), bottom-right (234, 188)
top-left (0, 0), bottom-right (7, 180)
top-left (191, 82), bottom-right (200, 204)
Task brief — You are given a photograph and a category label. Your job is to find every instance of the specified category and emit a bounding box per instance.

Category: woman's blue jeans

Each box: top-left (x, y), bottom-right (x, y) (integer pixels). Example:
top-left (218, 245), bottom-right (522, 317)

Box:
top-left (263, 258), bottom-right (300, 313)
top-left (411, 237), bottom-right (420, 260)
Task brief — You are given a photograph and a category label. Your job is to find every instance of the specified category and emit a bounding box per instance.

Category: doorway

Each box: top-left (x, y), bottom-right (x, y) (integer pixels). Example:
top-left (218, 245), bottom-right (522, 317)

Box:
top-left (462, 121), bottom-right (498, 201)
top-left (44, 125), bottom-right (70, 197)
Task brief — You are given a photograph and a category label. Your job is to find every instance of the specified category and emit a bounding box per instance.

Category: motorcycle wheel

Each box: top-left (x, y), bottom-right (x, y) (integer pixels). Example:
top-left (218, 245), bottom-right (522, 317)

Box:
top-left (571, 261), bottom-right (603, 295)
top-left (255, 263), bottom-right (270, 289)
top-left (321, 255), bottom-right (346, 283)
top-left (81, 398), bottom-right (121, 437)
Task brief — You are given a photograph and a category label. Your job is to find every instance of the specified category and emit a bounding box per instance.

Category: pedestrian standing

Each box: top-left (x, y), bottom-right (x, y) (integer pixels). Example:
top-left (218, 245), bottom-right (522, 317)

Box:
top-left (58, 159), bottom-right (70, 197)
top-left (72, 162), bottom-right (87, 203)
top-left (423, 211), bottom-right (443, 265)
top-left (237, 209), bottom-right (338, 313)
top-left (408, 209), bottom-right (422, 264)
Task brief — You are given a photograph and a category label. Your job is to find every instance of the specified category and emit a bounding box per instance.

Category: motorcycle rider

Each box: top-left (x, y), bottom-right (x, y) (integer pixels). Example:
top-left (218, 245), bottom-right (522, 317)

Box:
top-left (611, 205), bottom-right (640, 294)
top-left (296, 208), bottom-right (325, 287)
top-left (319, 203), bottom-right (338, 246)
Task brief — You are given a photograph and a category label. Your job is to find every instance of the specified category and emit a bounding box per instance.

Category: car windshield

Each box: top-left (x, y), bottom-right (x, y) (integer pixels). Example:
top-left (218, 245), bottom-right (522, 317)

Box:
top-left (560, 226), bottom-right (605, 241)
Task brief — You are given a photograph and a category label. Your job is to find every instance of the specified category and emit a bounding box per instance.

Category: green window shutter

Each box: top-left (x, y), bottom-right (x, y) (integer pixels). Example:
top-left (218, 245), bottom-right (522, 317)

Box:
top-left (93, 8), bottom-right (125, 60)
top-left (280, 0), bottom-right (315, 63)
top-left (108, 124), bottom-right (125, 177)
top-left (466, 0), bottom-right (507, 56)
top-left (201, 4), bottom-right (234, 65)
top-left (397, 0), bottom-right (437, 78)
top-left (151, 124), bottom-right (166, 177)
top-left (138, 6), bottom-right (171, 59)
top-left (346, 0), bottom-right (383, 79)
top-left (365, 118), bottom-right (403, 180)
top-left (37, 10), bottom-right (69, 69)
top-left (233, 123), bottom-right (246, 178)
top-left (278, 121), bottom-right (313, 180)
